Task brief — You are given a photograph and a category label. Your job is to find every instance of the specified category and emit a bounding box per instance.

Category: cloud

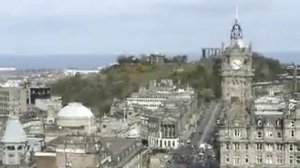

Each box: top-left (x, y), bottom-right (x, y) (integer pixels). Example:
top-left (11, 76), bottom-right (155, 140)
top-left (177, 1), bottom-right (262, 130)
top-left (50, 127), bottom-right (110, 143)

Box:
top-left (0, 0), bottom-right (298, 55)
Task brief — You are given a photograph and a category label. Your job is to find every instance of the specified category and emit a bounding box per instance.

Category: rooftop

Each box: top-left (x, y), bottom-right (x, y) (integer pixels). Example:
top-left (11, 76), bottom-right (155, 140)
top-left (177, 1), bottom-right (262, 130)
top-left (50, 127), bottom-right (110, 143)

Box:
top-left (2, 116), bottom-right (27, 143)
top-left (57, 102), bottom-right (94, 119)
top-left (100, 137), bottom-right (138, 155)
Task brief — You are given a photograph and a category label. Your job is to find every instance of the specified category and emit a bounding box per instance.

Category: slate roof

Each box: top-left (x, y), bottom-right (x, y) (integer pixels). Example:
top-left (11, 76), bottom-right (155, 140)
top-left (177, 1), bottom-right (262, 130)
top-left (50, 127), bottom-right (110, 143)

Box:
top-left (2, 116), bottom-right (27, 143)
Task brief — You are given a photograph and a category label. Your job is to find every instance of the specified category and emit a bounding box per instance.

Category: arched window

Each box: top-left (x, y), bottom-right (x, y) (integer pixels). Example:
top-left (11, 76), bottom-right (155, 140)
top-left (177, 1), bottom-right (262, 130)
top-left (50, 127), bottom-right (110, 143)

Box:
top-left (276, 119), bottom-right (281, 127)
top-left (7, 146), bottom-right (15, 151)
top-left (225, 154), bottom-right (230, 163)
top-left (257, 120), bottom-right (262, 127)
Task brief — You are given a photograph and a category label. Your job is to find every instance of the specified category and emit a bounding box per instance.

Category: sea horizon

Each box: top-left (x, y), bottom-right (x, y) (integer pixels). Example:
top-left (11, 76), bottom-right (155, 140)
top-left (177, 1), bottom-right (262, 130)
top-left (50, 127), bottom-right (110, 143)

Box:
top-left (0, 51), bottom-right (297, 69)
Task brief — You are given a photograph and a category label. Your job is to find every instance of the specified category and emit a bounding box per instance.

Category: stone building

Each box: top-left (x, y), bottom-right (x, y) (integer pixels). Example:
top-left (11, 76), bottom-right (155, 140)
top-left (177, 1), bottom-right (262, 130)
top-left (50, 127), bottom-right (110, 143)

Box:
top-left (218, 10), bottom-right (300, 168)
top-left (202, 48), bottom-right (221, 58)
top-left (252, 81), bottom-right (287, 97)
top-left (34, 135), bottom-right (149, 168)
top-left (149, 53), bottom-right (166, 65)
top-left (141, 100), bottom-right (194, 150)
top-left (0, 87), bottom-right (27, 116)
top-left (126, 79), bottom-right (197, 111)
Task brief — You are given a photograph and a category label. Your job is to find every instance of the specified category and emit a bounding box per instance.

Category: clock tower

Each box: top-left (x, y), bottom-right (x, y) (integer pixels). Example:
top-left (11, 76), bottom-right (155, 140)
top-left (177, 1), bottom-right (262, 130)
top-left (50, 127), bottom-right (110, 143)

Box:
top-left (220, 11), bottom-right (254, 114)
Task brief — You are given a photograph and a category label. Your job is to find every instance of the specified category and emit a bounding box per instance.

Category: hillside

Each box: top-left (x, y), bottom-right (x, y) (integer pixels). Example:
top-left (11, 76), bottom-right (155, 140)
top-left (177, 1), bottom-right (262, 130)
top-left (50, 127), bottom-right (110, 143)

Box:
top-left (51, 54), bottom-right (283, 117)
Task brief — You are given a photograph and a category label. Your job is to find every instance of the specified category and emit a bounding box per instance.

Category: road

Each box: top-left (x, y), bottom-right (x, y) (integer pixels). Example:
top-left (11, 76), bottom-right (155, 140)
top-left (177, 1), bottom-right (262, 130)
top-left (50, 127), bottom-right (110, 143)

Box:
top-left (169, 100), bottom-right (221, 168)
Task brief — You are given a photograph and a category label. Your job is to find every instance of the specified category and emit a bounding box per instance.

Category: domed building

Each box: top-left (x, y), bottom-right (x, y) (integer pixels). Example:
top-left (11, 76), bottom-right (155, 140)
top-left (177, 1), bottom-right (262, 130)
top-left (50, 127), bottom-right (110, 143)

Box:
top-left (56, 102), bottom-right (95, 132)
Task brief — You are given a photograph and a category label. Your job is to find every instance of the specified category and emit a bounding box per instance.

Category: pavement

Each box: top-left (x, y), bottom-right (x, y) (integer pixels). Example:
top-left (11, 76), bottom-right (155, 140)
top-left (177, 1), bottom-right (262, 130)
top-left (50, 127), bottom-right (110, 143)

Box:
top-left (169, 100), bottom-right (222, 168)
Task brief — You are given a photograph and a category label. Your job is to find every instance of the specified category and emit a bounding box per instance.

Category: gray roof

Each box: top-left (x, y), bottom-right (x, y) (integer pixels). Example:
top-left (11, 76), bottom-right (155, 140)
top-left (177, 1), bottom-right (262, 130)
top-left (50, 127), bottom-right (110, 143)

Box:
top-left (2, 116), bottom-right (27, 143)
top-left (100, 137), bottom-right (137, 155)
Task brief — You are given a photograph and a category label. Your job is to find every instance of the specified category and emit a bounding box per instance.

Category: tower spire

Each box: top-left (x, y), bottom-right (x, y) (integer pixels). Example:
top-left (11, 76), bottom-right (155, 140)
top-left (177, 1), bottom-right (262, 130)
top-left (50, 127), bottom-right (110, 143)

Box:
top-left (235, 4), bottom-right (239, 21)
top-left (230, 4), bottom-right (243, 41)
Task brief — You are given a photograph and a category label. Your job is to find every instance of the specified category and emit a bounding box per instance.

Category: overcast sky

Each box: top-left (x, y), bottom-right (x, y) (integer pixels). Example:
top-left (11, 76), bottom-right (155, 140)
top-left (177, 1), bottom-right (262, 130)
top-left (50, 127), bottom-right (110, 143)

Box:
top-left (0, 0), bottom-right (298, 55)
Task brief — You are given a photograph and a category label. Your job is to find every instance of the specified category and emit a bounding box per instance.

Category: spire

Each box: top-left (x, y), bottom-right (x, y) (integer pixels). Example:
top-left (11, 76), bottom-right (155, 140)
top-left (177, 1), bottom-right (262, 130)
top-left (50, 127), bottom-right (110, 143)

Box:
top-left (230, 4), bottom-right (243, 42)
top-left (235, 4), bottom-right (239, 21)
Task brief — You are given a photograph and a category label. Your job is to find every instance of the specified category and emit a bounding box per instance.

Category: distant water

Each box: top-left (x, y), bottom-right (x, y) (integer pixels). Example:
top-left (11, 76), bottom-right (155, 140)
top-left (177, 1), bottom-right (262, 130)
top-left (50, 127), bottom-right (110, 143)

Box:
top-left (0, 52), bottom-right (298, 70)
top-left (0, 55), bottom-right (116, 70)
top-left (0, 54), bottom-right (201, 70)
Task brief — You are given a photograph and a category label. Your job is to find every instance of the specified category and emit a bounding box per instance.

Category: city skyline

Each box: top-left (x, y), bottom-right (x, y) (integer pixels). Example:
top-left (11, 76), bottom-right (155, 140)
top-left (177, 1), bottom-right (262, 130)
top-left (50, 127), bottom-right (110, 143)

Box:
top-left (0, 0), bottom-right (298, 56)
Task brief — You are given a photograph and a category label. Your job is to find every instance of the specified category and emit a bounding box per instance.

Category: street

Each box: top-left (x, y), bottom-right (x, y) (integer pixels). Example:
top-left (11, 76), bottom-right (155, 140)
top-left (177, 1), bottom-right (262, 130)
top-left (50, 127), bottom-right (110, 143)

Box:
top-left (169, 100), bottom-right (222, 168)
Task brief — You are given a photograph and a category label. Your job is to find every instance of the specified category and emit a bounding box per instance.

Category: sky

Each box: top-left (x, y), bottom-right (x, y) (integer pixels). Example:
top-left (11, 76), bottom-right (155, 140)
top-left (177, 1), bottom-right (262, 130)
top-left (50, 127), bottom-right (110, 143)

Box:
top-left (0, 0), bottom-right (298, 56)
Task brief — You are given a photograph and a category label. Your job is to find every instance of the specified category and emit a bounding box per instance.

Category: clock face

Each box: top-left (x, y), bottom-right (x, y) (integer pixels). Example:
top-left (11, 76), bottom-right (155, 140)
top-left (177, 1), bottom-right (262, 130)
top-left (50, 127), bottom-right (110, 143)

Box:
top-left (231, 59), bottom-right (242, 70)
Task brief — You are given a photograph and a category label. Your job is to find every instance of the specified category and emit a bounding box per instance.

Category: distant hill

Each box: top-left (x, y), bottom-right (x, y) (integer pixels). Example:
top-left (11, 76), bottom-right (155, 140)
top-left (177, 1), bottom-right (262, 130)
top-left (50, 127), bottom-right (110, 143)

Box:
top-left (263, 51), bottom-right (300, 64)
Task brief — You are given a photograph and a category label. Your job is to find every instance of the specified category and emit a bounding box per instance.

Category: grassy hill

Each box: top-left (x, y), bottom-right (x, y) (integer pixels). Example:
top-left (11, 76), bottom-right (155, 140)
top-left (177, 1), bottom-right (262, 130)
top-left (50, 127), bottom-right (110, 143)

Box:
top-left (51, 53), bottom-right (283, 117)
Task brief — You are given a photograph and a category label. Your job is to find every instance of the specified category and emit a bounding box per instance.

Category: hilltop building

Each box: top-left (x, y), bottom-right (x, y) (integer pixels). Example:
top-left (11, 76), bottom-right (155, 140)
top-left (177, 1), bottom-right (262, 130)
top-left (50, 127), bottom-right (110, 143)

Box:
top-left (218, 9), bottom-right (300, 168)
top-left (202, 48), bottom-right (221, 58)
top-left (125, 79), bottom-right (197, 111)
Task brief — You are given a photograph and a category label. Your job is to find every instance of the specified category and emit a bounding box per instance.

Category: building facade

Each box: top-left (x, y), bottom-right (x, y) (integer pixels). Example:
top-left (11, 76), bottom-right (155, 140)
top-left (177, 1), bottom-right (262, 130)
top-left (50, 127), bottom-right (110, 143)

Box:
top-left (218, 11), bottom-right (300, 168)
top-left (0, 87), bottom-right (27, 116)
top-left (202, 48), bottom-right (221, 58)
top-left (28, 87), bottom-right (51, 104)
top-left (34, 135), bottom-right (149, 168)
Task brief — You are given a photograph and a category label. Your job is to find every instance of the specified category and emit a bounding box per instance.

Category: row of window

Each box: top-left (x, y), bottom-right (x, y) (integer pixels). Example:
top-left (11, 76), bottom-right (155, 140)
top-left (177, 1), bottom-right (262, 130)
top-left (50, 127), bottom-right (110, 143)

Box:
top-left (127, 98), bottom-right (165, 102)
top-left (233, 129), bottom-right (295, 138)
top-left (225, 154), bottom-right (300, 165)
top-left (149, 138), bottom-right (177, 148)
top-left (225, 143), bottom-right (300, 151)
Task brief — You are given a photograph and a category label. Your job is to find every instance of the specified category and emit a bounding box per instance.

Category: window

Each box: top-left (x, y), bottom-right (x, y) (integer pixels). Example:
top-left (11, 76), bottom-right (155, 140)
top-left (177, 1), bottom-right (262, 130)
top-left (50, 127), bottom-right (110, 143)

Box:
top-left (257, 143), bottom-right (263, 150)
top-left (258, 120), bottom-right (262, 127)
top-left (266, 144), bottom-right (273, 151)
top-left (245, 143), bottom-right (249, 150)
top-left (226, 154), bottom-right (230, 163)
top-left (291, 130), bottom-right (295, 137)
top-left (257, 131), bottom-right (262, 138)
top-left (7, 146), bottom-right (15, 150)
top-left (277, 144), bottom-right (283, 151)
top-left (234, 155), bottom-right (240, 165)
top-left (266, 155), bottom-right (273, 164)
top-left (245, 155), bottom-right (249, 164)
top-left (276, 120), bottom-right (281, 127)
top-left (256, 155), bottom-right (262, 163)
top-left (278, 132), bottom-right (282, 138)
top-left (297, 144), bottom-right (300, 151)
top-left (234, 129), bottom-right (241, 137)
top-left (290, 144), bottom-right (294, 151)
top-left (234, 143), bottom-right (240, 150)
top-left (277, 155), bottom-right (283, 164)
top-left (291, 121), bottom-right (295, 127)
top-left (297, 156), bottom-right (300, 164)
top-left (225, 143), bottom-right (230, 150)
top-left (290, 155), bottom-right (294, 164)
top-left (266, 130), bottom-right (272, 137)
